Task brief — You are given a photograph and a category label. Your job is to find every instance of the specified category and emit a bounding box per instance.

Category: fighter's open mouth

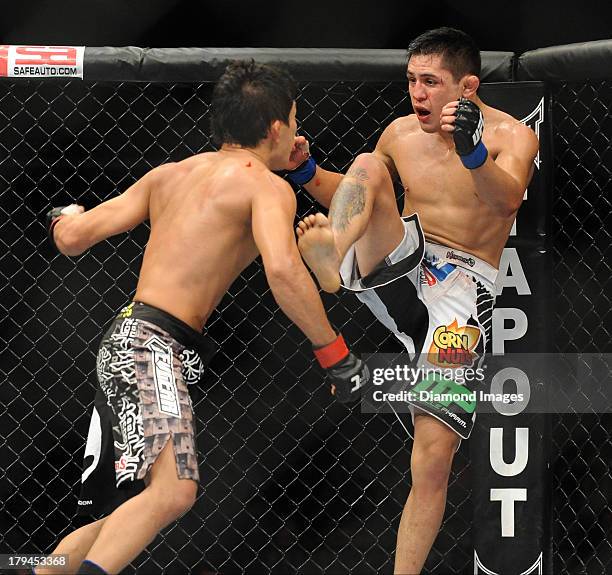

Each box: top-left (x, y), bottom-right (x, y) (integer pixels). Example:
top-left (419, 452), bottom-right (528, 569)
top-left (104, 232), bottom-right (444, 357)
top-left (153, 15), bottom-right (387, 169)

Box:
top-left (415, 108), bottom-right (430, 119)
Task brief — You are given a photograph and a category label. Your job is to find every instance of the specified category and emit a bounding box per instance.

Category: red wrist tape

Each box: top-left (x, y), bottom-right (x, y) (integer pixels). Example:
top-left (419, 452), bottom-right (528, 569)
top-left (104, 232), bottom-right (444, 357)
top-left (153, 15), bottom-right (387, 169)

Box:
top-left (314, 334), bottom-right (349, 368)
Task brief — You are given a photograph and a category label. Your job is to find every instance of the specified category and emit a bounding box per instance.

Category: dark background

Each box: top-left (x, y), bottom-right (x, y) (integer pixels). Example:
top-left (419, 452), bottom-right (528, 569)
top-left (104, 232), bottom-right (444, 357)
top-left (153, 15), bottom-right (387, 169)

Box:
top-left (0, 0), bottom-right (609, 52)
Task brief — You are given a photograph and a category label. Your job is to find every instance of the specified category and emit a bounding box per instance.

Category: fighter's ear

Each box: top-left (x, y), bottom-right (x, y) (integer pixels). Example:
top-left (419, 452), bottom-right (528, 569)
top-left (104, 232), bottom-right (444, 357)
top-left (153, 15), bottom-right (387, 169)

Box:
top-left (268, 120), bottom-right (282, 143)
top-left (462, 75), bottom-right (480, 98)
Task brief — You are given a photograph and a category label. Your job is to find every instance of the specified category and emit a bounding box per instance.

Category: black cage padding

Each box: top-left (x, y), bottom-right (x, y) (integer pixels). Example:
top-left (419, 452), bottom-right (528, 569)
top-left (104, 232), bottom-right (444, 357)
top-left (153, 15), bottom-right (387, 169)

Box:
top-left (517, 39), bottom-right (612, 81)
top-left (77, 47), bottom-right (515, 83)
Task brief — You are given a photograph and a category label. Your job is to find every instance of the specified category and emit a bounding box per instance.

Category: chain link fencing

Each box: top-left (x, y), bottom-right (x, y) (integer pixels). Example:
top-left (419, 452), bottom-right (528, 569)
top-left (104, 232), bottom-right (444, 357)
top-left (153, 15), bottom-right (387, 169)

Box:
top-left (0, 76), bottom-right (610, 573)
top-left (551, 80), bottom-right (612, 575)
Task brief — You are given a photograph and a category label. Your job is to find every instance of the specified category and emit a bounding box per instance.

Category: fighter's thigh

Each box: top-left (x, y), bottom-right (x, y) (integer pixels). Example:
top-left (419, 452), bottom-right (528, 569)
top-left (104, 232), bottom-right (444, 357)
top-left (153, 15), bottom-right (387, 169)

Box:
top-left (146, 440), bottom-right (198, 503)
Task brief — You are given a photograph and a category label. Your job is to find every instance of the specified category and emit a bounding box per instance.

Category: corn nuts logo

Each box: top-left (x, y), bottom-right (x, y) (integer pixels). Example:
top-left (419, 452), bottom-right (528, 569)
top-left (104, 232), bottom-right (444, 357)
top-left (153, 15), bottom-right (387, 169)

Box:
top-left (429, 319), bottom-right (481, 367)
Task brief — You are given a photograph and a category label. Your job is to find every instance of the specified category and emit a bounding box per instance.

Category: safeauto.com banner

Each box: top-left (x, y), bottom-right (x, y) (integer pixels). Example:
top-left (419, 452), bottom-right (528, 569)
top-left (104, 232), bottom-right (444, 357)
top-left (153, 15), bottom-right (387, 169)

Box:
top-left (0, 45), bottom-right (84, 78)
top-left (471, 82), bottom-right (552, 575)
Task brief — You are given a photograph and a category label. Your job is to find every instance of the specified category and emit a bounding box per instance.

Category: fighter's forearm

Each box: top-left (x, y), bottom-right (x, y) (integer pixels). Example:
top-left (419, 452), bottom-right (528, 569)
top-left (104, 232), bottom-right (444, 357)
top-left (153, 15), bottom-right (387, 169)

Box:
top-left (53, 206), bottom-right (117, 256)
top-left (52, 215), bottom-right (94, 256)
top-left (53, 193), bottom-right (149, 256)
top-left (266, 261), bottom-right (336, 347)
top-left (302, 166), bottom-right (344, 209)
top-left (469, 158), bottom-right (524, 216)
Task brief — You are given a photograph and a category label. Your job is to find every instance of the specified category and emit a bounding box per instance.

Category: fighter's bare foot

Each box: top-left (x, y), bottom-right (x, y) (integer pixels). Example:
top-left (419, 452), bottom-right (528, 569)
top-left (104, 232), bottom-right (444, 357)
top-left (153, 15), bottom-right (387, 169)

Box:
top-left (296, 213), bottom-right (341, 293)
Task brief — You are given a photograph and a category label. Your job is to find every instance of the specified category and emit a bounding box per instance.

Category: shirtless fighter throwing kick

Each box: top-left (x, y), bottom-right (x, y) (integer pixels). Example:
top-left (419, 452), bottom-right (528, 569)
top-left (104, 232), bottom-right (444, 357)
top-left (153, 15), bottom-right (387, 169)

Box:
top-left (289, 28), bottom-right (538, 574)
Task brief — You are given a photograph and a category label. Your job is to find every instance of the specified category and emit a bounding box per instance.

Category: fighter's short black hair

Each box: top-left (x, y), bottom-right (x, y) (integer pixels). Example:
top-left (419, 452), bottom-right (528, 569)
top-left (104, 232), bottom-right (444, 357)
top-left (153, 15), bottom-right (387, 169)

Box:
top-left (211, 60), bottom-right (297, 148)
top-left (407, 27), bottom-right (481, 81)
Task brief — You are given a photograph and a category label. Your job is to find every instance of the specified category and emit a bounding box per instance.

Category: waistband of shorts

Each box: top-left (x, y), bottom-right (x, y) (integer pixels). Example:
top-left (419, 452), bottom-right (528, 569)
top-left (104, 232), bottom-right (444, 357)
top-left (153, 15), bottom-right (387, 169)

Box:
top-left (424, 242), bottom-right (498, 284)
top-left (117, 301), bottom-right (217, 364)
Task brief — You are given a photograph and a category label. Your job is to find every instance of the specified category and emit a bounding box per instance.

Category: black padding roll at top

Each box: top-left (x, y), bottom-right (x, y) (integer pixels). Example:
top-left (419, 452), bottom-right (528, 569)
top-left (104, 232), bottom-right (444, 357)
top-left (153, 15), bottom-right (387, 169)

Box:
top-left (80, 46), bottom-right (514, 83)
top-left (517, 39), bottom-right (612, 81)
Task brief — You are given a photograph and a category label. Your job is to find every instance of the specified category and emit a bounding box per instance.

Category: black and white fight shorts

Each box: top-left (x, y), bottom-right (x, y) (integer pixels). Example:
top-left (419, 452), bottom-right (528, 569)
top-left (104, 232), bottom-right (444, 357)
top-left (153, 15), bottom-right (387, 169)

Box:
top-left (77, 301), bottom-right (216, 517)
top-left (340, 214), bottom-right (497, 439)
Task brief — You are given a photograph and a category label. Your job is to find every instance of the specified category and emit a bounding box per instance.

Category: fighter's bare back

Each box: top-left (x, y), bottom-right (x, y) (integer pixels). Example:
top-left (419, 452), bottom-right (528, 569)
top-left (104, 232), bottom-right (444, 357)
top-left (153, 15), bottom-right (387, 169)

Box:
top-left (135, 151), bottom-right (288, 330)
top-left (377, 105), bottom-right (534, 268)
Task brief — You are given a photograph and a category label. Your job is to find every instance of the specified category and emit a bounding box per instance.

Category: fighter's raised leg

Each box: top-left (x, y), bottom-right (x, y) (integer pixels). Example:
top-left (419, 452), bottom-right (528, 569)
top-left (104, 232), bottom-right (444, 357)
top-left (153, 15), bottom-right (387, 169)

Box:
top-left (297, 153), bottom-right (405, 292)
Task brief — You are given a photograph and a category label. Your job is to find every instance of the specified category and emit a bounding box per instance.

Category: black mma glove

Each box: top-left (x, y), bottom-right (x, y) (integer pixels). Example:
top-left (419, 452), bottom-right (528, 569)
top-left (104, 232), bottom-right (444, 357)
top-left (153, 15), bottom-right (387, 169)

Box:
top-left (46, 206), bottom-right (69, 253)
top-left (453, 98), bottom-right (488, 169)
top-left (314, 334), bottom-right (369, 403)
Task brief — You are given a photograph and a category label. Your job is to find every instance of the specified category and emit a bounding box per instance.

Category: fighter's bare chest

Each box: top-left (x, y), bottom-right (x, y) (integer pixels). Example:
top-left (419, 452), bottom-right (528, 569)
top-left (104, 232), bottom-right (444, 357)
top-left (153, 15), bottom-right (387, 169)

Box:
top-left (392, 135), bottom-right (500, 201)
top-left (395, 151), bottom-right (475, 199)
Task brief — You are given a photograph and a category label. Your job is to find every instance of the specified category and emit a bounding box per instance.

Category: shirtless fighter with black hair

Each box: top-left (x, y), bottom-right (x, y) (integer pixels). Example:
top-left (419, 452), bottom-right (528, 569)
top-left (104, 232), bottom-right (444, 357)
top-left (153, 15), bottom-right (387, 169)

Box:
top-left (287, 28), bottom-right (538, 574)
top-left (39, 61), bottom-right (368, 575)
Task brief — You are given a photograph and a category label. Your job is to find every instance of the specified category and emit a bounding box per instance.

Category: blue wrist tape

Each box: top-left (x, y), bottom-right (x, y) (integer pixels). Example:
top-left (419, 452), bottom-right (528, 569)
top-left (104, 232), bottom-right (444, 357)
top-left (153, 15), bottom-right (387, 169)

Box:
top-left (459, 140), bottom-right (488, 170)
top-left (287, 156), bottom-right (317, 185)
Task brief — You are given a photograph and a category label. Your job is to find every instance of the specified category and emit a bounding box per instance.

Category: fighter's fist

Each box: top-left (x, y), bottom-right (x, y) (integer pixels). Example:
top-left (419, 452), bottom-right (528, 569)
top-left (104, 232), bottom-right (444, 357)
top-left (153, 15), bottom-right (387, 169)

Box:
top-left (46, 204), bottom-right (84, 253)
top-left (314, 334), bottom-right (369, 403)
top-left (453, 98), bottom-right (488, 169)
top-left (440, 100), bottom-right (460, 133)
top-left (287, 136), bottom-right (311, 171)
top-left (327, 352), bottom-right (369, 403)
top-left (286, 136), bottom-right (317, 185)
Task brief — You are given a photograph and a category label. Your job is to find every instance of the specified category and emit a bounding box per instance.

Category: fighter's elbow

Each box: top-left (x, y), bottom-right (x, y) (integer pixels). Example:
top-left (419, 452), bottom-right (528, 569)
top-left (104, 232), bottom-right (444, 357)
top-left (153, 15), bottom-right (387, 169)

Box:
top-left (264, 257), bottom-right (303, 286)
top-left (503, 188), bottom-right (526, 217)
top-left (486, 183), bottom-right (524, 218)
top-left (490, 200), bottom-right (518, 219)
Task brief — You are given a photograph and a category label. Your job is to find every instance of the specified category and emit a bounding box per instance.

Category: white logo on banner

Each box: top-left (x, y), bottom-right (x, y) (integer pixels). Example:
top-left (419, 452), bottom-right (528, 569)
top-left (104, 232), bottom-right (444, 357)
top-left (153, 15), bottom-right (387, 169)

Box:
top-left (474, 550), bottom-right (543, 574)
top-left (520, 97), bottom-right (545, 170)
top-left (0, 45), bottom-right (85, 78)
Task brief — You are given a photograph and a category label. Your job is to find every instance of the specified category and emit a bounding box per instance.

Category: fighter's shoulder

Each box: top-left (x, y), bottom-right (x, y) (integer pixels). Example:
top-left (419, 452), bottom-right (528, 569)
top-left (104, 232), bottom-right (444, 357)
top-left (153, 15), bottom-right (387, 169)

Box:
top-left (264, 172), bottom-right (296, 205)
top-left (377, 115), bottom-right (420, 153)
top-left (381, 114), bottom-right (421, 138)
top-left (154, 153), bottom-right (211, 180)
top-left (138, 161), bottom-right (179, 189)
top-left (266, 171), bottom-right (294, 194)
top-left (486, 107), bottom-right (538, 146)
top-left (250, 170), bottom-right (295, 207)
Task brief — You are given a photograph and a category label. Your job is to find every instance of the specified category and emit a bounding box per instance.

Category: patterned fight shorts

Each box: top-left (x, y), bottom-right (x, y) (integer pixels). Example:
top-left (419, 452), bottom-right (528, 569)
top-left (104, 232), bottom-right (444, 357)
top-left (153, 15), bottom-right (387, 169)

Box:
top-left (78, 301), bottom-right (216, 517)
top-left (340, 214), bottom-right (497, 439)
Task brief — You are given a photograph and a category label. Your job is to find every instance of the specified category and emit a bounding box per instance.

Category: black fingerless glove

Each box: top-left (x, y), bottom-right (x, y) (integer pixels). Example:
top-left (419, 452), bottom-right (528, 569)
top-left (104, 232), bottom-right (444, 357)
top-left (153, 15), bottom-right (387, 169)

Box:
top-left (453, 98), bottom-right (488, 169)
top-left (314, 334), bottom-right (369, 403)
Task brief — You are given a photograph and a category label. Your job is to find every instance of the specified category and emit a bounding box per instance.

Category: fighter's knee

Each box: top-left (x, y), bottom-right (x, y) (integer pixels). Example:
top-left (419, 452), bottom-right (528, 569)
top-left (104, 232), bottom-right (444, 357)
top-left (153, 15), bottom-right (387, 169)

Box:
top-left (170, 480), bottom-right (198, 517)
top-left (410, 438), bottom-right (457, 491)
top-left (351, 153), bottom-right (390, 185)
top-left (150, 480), bottom-right (197, 524)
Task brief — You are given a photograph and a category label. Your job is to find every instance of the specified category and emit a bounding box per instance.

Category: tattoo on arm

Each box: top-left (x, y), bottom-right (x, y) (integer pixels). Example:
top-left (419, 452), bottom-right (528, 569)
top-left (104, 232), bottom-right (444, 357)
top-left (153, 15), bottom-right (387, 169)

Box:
top-left (330, 167), bottom-right (369, 231)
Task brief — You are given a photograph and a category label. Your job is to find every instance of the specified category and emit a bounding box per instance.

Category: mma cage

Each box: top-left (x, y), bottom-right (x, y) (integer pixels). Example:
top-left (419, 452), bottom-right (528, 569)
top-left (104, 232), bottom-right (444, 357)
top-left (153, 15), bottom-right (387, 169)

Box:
top-left (1, 42), bottom-right (611, 574)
